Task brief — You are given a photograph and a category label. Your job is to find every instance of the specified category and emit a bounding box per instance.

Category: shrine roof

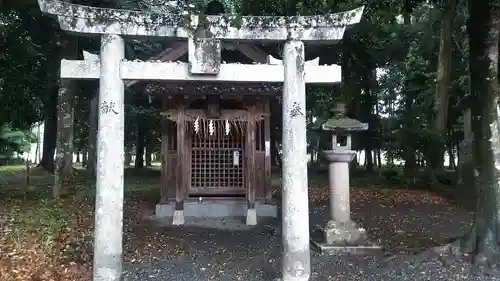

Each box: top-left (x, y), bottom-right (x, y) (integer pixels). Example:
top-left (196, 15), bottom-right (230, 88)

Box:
top-left (144, 81), bottom-right (282, 95)
top-left (141, 81), bottom-right (335, 96)
top-left (321, 117), bottom-right (369, 132)
top-left (36, 0), bottom-right (364, 42)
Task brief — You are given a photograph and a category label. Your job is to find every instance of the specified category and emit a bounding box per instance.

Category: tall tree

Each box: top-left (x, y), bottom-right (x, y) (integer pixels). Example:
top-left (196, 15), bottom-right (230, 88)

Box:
top-left (135, 117), bottom-right (145, 169)
top-left (464, 0), bottom-right (500, 260)
top-left (53, 35), bottom-right (79, 198)
top-left (440, 0), bottom-right (500, 263)
top-left (431, 0), bottom-right (457, 174)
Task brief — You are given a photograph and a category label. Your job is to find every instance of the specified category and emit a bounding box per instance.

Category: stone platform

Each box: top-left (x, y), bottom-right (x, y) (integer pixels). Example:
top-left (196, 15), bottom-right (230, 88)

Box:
top-left (310, 222), bottom-right (382, 255)
top-left (155, 200), bottom-right (278, 219)
top-left (311, 241), bottom-right (382, 255)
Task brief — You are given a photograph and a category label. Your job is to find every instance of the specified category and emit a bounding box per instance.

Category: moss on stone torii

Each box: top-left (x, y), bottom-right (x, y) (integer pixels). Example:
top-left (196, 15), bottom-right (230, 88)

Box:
top-left (36, 0), bottom-right (364, 41)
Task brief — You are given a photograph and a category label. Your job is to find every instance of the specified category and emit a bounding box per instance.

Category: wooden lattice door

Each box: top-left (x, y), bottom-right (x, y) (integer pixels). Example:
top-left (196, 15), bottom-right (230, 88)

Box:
top-left (189, 119), bottom-right (247, 195)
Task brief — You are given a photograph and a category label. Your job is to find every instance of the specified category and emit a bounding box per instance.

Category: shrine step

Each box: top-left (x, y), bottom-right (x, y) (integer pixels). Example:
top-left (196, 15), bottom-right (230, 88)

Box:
top-left (155, 200), bottom-right (278, 219)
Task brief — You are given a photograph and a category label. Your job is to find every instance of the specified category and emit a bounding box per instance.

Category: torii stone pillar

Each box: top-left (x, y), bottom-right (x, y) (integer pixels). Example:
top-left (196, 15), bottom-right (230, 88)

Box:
top-left (94, 34), bottom-right (125, 281)
top-left (281, 40), bottom-right (310, 281)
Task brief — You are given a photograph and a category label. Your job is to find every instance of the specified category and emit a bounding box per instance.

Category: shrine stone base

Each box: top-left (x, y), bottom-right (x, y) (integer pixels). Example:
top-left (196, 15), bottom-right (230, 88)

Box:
top-left (311, 220), bottom-right (382, 255)
top-left (155, 200), bottom-right (278, 223)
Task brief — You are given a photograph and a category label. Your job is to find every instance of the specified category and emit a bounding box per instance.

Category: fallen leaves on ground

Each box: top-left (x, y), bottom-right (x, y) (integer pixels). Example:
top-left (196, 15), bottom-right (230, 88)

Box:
top-left (309, 185), bottom-right (451, 206)
top-left (0, 195), bottom-right (95, 281)
top-left (0, 166), bottom-right (469, 281)
top-left (309, 184), bottom-right (471, 252)
top-left (0, 192), bottom-right (161, 281)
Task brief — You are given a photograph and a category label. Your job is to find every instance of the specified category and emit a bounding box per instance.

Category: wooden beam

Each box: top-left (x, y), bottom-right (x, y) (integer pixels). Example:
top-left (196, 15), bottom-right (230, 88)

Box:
top-left (173, 107), bottom-right (186, 225)
top-left (227, 43), bottom-right (269, 64)
top-left (125, 42), bottom-right (188, 87)
top-left (245, 105), bottom-right (257, 225)
top-left (160, 98), bottom-right (169, 204)
top-left (161, 109), bottom-right (267, 122)
top-left (264, 100), bottom-right (272, 202)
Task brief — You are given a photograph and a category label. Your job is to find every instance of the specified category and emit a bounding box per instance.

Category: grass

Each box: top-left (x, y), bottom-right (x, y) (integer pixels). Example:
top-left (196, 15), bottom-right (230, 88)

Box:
top-left (0, 164), bottom-right (161, 281)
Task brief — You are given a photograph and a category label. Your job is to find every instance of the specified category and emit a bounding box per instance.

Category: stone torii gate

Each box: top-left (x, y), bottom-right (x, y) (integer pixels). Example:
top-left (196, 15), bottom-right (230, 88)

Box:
top-left (36, 1), bottom-right (364, 280)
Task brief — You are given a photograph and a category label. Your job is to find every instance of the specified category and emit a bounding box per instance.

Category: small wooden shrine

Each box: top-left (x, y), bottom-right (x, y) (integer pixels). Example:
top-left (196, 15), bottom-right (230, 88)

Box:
top-left (126, 42), bottom-right (290, 223)
top-left (160, 94), bottom-right (272, 200)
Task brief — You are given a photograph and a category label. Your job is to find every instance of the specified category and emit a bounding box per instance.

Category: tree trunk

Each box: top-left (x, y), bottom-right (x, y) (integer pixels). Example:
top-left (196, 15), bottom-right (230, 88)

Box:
top-left (363, 73), bottom-right (375, 173)
top-left (86, 95), bottom-right (98, 179)
top-left (76, 152), bottom-right (80, 163)
top-left (403, 4), bottom-right (411, 25)
top-left (401, 3), bottom-right (417, 178)
top-left (145, 148), bottom-right (152, 167)
top-left (387, 95), bottom-right (395, 166)
top-left (135, 122), bottom-right (145, 169)
top-left (447, 145), bottom-right (456, 170)
top-left (34, 123), bottom-right (41, 164)
top-left (403, 97), bottom-right (417, 177)
top-left (125, 150), bottom-right (132, 167)
top-left (38, 90), bottom-right (57, 172)
top-left (446, 0), bottom-right (500, 262)
top-left (145, 132), bottom-right (153, 167)
top-left (82, 149), bottom-right (88, 167)
top-left (404, 152), bottom-right (417, 178)
top-left (431, 0), bottom-right (457, 174)
top-left (54, 35), bottom-right (78, 198)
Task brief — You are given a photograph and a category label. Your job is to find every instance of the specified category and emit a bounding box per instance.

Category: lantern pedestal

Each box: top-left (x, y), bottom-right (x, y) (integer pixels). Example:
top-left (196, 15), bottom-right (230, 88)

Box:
top-left (311, 149), bottom-right (381, 255)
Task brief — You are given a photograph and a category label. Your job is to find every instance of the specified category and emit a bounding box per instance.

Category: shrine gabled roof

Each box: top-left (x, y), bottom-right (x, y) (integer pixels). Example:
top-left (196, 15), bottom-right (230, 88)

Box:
top-left (140, 81), bottom-right (336, 96)
top-left (144, 81), bottom-right (282, 95)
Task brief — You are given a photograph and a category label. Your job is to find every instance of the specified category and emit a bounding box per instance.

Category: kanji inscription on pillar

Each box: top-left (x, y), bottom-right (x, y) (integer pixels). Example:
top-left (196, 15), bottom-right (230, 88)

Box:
top-left (290, 102), bottom-right (304, 117)
top-left (101, 100), bottom-right (119, 115)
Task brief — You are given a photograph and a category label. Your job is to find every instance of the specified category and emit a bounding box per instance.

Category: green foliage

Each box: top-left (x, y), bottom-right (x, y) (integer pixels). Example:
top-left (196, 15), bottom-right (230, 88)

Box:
top-left (0, 2), bottom-right (60, 129)
top-left (0, 124), bottom-right (36, 158)
top-left (0, 0), bottom-right (472, 174)
top-left (380, 164), bottom-right (401, 182)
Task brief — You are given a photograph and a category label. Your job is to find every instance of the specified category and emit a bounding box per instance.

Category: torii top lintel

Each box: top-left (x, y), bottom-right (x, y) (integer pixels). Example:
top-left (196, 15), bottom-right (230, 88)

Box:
top-left (37, 0), bottom-right (364, 42)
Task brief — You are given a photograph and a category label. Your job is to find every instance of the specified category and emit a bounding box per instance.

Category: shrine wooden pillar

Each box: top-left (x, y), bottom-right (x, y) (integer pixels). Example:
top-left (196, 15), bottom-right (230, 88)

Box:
top-left (264, 100), bottom-right (272, 201)
top-left (173, 105), bottom-right (187, 225)
top-left (160, 98), bottom-right (169, 204)
top-left (246, 105), bottom-right (257, 225)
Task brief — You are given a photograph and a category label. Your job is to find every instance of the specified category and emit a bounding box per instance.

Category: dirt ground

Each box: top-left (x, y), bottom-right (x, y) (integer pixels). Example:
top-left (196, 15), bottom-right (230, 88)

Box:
top-left (121, 184), bottom-right (475, 281)
top-left (0, 166), bottom-right (485, 281)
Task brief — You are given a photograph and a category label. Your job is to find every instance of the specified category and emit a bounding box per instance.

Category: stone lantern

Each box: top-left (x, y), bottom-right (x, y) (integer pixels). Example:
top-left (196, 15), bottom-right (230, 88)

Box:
top-left (312, 101), bottom-right (380, 254)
